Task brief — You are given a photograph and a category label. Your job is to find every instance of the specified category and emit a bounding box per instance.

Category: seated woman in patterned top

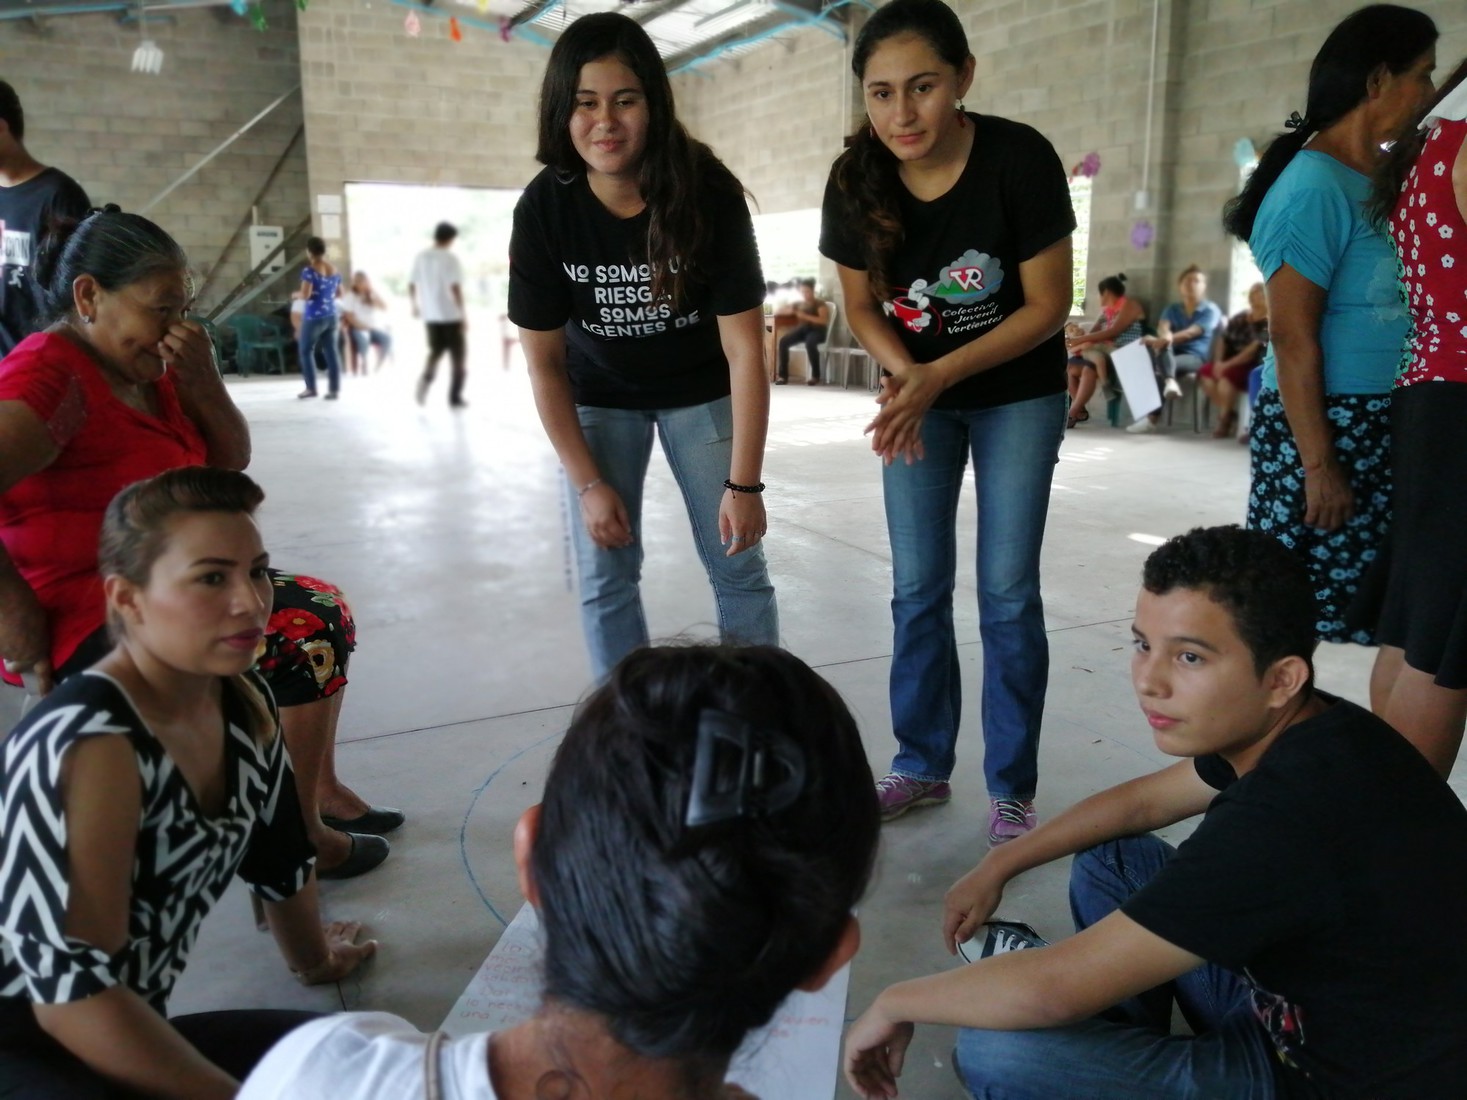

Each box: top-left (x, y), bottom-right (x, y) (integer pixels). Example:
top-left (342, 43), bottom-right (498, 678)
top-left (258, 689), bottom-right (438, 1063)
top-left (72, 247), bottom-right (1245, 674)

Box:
top-left (0, 467), bottom-right (375, 1099)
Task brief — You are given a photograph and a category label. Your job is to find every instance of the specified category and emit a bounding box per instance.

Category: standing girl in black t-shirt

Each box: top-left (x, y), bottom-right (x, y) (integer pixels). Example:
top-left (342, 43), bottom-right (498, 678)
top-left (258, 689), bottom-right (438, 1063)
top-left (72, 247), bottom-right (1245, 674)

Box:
top-left (820, 0), bottom-right (1075, 839)
top-left (509, 13), bottom-right (777, 682)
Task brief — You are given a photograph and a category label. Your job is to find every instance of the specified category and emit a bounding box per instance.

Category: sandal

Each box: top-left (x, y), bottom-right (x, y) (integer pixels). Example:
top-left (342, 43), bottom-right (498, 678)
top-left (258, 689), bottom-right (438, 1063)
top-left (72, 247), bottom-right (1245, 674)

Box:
top-left (1211, 411), bottom-right (1236, 439)
top-left (1066, 409), bottom-right (1090, 429)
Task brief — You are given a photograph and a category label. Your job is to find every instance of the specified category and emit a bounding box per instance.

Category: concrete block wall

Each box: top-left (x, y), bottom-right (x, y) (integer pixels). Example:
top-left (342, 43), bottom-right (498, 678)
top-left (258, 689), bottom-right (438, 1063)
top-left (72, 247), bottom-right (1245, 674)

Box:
top-left (672, 27), bottom-right (851, 217)
top-left (673, 0), bottom-right (1467, 315)
top-left (294, 0), bottom-right (549, 252)
top-left (0, 0), bottom-right (308, 314)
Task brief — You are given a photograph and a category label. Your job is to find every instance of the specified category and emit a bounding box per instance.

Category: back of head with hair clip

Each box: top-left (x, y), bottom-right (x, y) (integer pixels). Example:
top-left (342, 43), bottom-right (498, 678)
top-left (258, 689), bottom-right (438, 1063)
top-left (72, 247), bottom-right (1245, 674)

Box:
top-left (37, 205), bottom-right (189, 326)
top-left (531, 644), bottom-right (879, 1074)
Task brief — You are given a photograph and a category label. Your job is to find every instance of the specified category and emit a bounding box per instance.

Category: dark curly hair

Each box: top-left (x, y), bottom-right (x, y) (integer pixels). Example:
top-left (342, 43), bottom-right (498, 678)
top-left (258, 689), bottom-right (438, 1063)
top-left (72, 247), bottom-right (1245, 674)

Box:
top-left (829, 0), bottom-right (973, 300)
top-left (532, 644), bottom-right (878, 1085)
top-left (1142, 526), bottom-right (1318, 685)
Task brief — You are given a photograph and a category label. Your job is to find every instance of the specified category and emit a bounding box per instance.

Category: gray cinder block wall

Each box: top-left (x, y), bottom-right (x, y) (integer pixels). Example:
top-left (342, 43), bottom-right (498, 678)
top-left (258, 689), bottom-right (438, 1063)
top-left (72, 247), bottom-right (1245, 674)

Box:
top-left (0, 0), bottom-right (308, 315)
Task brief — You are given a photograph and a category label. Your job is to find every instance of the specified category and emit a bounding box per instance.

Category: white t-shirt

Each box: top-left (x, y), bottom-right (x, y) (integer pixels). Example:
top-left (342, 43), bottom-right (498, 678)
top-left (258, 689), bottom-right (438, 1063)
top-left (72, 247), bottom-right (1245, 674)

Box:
top-left (238, 1012), bottom-right (497, 1100)
top-left (411, 247), bottom-right (465, 323)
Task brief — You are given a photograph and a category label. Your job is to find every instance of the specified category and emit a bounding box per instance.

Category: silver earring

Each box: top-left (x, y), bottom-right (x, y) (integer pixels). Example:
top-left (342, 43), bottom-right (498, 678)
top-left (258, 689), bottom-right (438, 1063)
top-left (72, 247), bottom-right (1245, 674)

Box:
top-left (82, 314), bottom-right (94, 325)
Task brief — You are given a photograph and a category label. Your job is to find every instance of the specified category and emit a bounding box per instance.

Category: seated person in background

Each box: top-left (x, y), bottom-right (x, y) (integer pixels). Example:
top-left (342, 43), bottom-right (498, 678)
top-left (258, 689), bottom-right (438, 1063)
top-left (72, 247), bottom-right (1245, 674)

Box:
top-left (239, 644), bottom-right (880, 1100)
top-left (1199, 281), bottom-right (1269, 440)
top-left (1129, 265), bottom-right (1224, 433)
top-left (1064, 272), bottom-right (1146, 427)
top-left (0, 467), bottom-right (375, 1100)
top-left (775, 277), bottom-right (832, 385)
top-left (340, 270), bottom-right (392, 375)
top-left (844, 525), bottom-right (1467, 1100)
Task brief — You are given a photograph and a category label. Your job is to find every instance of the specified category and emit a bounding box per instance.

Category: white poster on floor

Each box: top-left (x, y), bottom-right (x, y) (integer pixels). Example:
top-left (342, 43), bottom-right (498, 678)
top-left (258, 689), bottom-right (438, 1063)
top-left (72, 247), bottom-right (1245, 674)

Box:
top-left (443, 902), bottom-right (851, 1099)
top-left (1111, 340), bottom-right (1161, 422)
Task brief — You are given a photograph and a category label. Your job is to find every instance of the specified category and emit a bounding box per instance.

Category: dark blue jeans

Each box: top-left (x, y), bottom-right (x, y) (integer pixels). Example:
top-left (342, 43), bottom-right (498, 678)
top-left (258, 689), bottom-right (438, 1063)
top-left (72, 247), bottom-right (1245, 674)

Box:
top-left (954, 835), bottom-right (1279, 1099)
top-left (883, 393), bottom-right (1066, 797)
top-left (298, 314), bottom-right (341, 395)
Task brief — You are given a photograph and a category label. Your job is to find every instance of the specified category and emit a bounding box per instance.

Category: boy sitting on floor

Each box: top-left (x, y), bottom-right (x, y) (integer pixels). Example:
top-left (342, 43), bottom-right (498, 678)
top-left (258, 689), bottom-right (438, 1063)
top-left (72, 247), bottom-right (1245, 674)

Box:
top-left (845, 525), bottom-right (1467, 1100)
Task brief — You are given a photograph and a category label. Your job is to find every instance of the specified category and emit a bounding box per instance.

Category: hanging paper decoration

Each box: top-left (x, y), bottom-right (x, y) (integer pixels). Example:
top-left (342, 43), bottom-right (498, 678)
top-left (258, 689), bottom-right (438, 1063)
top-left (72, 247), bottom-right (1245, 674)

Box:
top-left (230, 0), bottom-right (248, 13)
top-left (296, 0), bottom-right (308, 10)
top-left (1130, 219), bottom-right (1154, 251)
top-left (476, 0), bottom-right (489, 11)
top-left (1080, 151), bottom-right (1101, 177)
top-left (1233, 137), bottom-right (1257, 169)
top-left (498, 17), bottom-right (513, 42)
top-left (405, 10), bottom-right (420, 35)
top-left (249, 3), bottom-right (267, 29)
top-left (449, 15), bottom-right (462, 40)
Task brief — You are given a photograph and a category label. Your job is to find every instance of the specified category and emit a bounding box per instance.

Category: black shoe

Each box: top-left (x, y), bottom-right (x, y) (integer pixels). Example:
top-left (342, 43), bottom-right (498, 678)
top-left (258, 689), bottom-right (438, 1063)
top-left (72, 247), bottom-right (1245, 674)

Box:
top-left (957, 920), bottom-right (1049, 964)
top-left (415, 378), bottom-right (429, 405)
top-left (298, 390), bottom-right (318, 399)
top-left (321, 806), bottom-right (405, 835)
top-left (773, 378), bottom-right (788, 385)
top-left (325, 392), bottom-right (339, 401)
top-left (316, 832), bottom-right (390, 881)
top-left (806, 378), bottom-right (819, 386)
top-left (450, 399), bottom-right (468, 409)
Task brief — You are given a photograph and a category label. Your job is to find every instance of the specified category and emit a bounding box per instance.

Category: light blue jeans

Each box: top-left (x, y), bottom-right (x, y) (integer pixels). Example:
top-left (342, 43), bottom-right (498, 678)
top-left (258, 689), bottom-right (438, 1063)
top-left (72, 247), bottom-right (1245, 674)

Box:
top-left (883, 392), bottom-right (1066, 798)
top-left (954, 836), bottom-right (1280, 1099)
top-left (298, 314), bottom-right (341, 395)
top-left (567, 396), bottom-right (779, 681)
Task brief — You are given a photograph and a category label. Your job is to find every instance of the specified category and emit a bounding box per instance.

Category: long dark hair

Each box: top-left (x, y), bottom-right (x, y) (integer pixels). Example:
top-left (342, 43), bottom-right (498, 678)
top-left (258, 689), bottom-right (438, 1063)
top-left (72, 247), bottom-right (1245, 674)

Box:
top-left (36, 205), bottom-right (189, 325)
top-left (534, 12), bottom-right (742, 307)
top-left (1369, 56), bottom-right (1467, 226)
top-left (1223, 5), bottom-right (1437, 242)
top-left (829, 0), bottom-right (972, 299)
top-left (532, 644), bottom-right (878, 1083)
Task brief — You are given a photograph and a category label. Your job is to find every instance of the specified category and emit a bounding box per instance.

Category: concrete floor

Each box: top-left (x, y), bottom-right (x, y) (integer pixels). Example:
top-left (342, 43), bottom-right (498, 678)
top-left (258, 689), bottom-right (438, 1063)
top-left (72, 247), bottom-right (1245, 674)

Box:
top-left (128, 343), bottom-right (1461, 1099)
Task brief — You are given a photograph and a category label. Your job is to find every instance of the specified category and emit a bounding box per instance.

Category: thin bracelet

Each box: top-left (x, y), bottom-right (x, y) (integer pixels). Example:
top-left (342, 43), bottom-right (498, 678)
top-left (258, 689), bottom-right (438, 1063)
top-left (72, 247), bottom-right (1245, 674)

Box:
top-left (577, 477), bottom-right (603, 497)
top-left (290, 953), bottom-right (335, 985)
top-left (723, 479), bottom-right (765, 494)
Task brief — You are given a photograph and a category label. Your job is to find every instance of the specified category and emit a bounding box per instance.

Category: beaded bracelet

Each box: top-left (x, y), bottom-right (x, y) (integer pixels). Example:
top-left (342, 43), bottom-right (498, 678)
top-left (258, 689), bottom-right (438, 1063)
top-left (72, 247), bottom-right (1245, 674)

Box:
top-left (723, 479), bottom-right (765, 494)
top-left (577, 477), bottom-right (603, 497)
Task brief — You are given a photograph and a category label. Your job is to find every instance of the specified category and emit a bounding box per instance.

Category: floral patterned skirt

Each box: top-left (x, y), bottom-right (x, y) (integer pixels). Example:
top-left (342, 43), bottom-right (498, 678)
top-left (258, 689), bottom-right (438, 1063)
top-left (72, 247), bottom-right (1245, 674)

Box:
top-left (257, 569), bottom-right (356, 706)
top-left (1246, 388), bottom-right (1392, 645)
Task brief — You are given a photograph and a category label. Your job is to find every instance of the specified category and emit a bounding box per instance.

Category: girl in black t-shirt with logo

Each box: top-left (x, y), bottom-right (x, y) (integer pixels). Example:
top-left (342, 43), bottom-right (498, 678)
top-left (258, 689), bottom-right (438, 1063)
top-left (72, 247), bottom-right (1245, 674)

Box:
top-left (509, 13), bottom-right (777, 682)
top-left (820, 0), bottom-right (1075, 839)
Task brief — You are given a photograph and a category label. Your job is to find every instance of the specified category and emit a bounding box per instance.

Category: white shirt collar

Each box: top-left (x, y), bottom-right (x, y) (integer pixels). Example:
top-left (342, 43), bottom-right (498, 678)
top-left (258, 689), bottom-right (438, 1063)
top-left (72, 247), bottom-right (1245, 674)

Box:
top-left (1423, 81), bottom-right (1467, 129)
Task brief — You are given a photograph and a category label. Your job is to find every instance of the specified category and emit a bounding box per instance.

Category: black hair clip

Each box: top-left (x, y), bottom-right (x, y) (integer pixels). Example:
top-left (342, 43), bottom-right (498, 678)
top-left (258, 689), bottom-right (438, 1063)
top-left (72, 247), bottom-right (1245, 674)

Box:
top-left (84, 203), bottom-right (123, 218)
top-left (684, 709), bottom-right (806, 830)
top-left (1283, 111), bottom-right (1307, 130)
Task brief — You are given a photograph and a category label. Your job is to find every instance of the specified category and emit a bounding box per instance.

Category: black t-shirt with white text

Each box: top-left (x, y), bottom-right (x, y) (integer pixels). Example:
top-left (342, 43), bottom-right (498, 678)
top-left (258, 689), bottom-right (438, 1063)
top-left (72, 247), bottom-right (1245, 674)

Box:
top-left (1123, 696), bottom-right (1467, 1098)
top-left (820, 115), bottom-right (1074, 410)
top-left (508, 165), bottom-right (764, 410)
top-left (0, 168), bottom-right (91, 356)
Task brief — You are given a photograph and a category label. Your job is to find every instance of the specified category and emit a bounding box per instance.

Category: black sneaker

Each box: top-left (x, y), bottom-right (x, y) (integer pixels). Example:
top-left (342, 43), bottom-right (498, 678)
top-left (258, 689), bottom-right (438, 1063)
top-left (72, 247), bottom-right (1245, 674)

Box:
top-left (957, 920), bottom-right (1048, 964)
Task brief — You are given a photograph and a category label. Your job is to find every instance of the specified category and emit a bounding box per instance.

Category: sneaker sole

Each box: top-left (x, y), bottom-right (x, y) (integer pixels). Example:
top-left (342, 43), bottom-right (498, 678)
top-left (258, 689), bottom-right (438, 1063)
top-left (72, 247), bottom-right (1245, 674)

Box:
top-left (880, 793), bottom-right (951, 822)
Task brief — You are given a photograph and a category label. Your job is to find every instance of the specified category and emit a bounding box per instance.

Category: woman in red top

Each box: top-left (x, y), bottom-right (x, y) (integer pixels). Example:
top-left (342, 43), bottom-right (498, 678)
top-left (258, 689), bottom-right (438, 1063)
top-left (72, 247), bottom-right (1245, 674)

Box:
top-left (0, 207), bottom-right (396, 878)
top-left (1357, 59), bottom-right (1467, 776)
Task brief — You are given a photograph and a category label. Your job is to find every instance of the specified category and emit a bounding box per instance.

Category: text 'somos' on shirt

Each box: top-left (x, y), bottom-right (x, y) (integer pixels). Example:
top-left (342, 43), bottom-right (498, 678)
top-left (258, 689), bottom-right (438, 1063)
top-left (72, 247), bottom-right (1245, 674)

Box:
top-left (820, 114), bottom-right (1075, 411)
top-left (508, 167), bottom-right (765, 411)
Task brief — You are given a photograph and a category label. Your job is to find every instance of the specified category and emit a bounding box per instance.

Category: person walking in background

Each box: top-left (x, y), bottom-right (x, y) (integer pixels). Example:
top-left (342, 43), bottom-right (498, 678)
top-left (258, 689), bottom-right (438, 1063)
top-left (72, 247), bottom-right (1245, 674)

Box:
top-left (820, 0), bottom-right (1074, 841)
top-left (1354, 57), bottom-right (1467, 776)
top-left (1224, 4), bottom-right (1437, 645)
top-left (775, 277), bottom-right (831, 385)
top-left (409, 221), bottom-right (468, 409)
top-left (295, 236), bottom-right (342, 400)
top-left (0, 80), bottom-right (89, 356)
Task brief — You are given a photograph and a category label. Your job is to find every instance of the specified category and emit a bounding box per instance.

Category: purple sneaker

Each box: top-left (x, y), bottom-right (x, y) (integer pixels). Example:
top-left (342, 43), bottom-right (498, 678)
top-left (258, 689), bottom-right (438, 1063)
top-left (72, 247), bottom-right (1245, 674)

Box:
top-left (874, 773), bottom-right (951, 821)
top-left (957, 920), bottom-right (1049, 964)
top-left (987, 797), bottom-right (1036, 845)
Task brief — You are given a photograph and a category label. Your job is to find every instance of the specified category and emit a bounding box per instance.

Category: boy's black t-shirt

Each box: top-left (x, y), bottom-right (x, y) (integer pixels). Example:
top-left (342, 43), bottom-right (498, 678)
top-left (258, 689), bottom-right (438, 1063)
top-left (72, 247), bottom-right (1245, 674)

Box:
top-left (819, 114), bottom-right (1074, 410)
top-left (0, 168), bottom-right (91, 356)
top-left (508, 165), bottom-right (765, 411)
top-left (1123, 696), bottom-right (1467, 1098)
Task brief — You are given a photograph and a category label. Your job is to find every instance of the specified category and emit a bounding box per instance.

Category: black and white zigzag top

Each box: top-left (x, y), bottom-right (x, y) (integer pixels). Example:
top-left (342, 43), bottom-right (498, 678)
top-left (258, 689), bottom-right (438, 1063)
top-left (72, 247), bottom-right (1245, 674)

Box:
top-left (0, 670), bottom-right (315, 1011)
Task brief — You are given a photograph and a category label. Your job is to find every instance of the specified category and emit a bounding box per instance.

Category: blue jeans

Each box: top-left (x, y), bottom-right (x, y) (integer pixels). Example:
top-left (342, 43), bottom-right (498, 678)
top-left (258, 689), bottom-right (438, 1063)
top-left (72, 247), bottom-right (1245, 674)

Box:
top-left (566, 396), bottom-right (779, 681)
top-left (884, 393), bottom-right (1066, 797)
top-left (954, 836), bottom-right (1279, 1099)
top-left (299, 314), bottom-right (341, 395)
